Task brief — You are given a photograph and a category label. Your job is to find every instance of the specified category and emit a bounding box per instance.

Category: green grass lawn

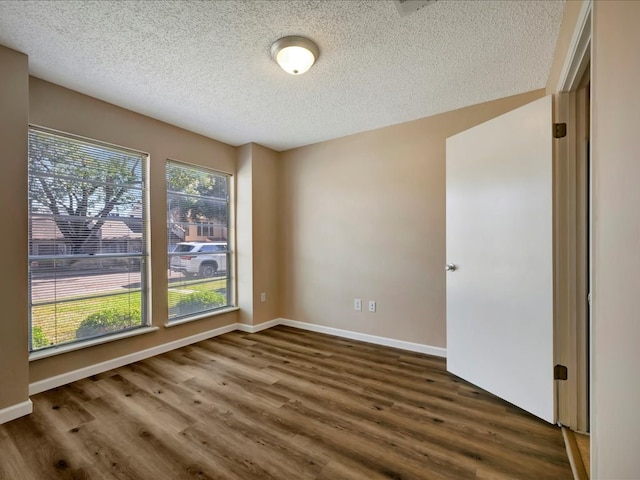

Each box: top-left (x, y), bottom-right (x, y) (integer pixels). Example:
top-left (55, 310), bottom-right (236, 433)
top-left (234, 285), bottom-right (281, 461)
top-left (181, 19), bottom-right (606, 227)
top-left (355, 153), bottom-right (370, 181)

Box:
top-left (32, 277), bottom-right (228, 348)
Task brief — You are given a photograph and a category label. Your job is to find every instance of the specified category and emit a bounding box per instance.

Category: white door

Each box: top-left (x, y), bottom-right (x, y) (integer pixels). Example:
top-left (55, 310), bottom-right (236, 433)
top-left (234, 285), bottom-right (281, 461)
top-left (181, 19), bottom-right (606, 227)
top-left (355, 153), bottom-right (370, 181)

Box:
top-left (446, 95), bottom-right (555, 423)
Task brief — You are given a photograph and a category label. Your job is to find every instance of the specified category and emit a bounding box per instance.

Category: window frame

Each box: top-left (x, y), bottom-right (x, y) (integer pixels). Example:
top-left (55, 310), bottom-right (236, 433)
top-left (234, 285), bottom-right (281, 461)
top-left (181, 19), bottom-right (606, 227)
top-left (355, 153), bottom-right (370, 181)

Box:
top-left (166, 159), bottom-right (234, 323)
top-left (27, 125), bottom-right (151, 354)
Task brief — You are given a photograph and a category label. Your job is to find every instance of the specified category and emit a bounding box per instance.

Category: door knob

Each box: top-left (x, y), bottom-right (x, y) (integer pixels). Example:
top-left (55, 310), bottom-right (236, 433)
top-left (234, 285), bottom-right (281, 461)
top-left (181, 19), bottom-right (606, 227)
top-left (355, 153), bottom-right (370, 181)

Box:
top-left (445, 263), bottom-right (457, 272)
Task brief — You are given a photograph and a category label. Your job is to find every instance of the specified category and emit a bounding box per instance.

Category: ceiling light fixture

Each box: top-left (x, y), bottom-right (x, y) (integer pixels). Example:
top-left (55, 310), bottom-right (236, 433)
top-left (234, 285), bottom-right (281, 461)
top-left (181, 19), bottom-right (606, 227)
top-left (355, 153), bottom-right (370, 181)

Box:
top-left (271, 36), bottom-right (319, 75)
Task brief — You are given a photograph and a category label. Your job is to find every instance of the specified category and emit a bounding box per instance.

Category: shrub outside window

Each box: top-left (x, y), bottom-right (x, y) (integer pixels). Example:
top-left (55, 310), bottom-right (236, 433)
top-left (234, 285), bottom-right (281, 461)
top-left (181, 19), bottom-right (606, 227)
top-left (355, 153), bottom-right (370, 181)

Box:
top-left (166, 161), bottom-right (232, 321)
top-left (28, 127), bottom-right (148, 351)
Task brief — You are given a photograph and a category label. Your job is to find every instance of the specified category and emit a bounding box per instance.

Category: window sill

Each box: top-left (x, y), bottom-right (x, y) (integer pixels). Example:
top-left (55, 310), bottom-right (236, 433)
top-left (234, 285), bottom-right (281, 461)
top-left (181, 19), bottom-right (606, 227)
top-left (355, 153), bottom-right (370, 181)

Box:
top-left (29, 326), bottom-right (160, 361)
top-left (164, 306), bottom-right (239, 328)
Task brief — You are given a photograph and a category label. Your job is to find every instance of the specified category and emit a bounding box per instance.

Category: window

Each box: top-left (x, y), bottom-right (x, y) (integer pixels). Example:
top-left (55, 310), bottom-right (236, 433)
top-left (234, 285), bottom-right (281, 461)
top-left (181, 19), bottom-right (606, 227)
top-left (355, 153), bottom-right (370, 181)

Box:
top-left (197, 222), bottom-right (215, 237)
top-left (167, 161), bottom-right (232, 321)
top-left (28, 127), bottom-right (148, 351)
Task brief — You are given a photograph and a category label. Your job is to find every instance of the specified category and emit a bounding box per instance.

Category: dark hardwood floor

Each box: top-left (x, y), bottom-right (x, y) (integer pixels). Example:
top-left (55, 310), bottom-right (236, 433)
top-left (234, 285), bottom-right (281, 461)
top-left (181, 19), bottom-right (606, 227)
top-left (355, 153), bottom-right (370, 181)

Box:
top-left (0, 326), bottom-right (572, 479)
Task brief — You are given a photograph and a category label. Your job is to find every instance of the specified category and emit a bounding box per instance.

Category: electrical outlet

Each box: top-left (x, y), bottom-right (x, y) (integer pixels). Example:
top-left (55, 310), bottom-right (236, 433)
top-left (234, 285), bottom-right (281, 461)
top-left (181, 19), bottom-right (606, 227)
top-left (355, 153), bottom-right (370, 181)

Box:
top-left (368, 301), bottom-right (376, 312)
top-left (354, 298), bottom-right (362, 311)
top-left (260, 292), bottom-right (266, 303)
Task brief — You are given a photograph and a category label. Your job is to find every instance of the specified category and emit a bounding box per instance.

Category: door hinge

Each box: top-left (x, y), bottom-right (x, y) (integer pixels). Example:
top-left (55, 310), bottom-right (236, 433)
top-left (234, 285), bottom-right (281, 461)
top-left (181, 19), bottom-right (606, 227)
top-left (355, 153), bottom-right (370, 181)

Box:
top-left (553, 123), bottom-right (567, 138)
top-left (554, 364), bottom-right (568, 380)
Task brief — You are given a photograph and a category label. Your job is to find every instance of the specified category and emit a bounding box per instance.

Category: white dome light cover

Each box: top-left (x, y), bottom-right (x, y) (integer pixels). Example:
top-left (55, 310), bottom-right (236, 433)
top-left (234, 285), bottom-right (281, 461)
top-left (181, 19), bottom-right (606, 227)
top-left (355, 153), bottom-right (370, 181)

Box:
top-left (271, 36), bottom-right (319, 75)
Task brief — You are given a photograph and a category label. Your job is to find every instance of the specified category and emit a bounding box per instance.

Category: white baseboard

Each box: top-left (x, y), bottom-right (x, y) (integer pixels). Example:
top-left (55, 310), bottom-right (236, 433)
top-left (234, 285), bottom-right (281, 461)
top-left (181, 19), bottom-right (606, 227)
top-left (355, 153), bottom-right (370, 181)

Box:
top-left (0, 399), bottom-right (33, 424)
top-left (29, 323), bottom-right (238, 395)
top-left (278, 318), bottom-right (447, 358)
top-left (29, 317), bottom-right (445, 397)
top-left (236, 318), bottom-right (281, 334)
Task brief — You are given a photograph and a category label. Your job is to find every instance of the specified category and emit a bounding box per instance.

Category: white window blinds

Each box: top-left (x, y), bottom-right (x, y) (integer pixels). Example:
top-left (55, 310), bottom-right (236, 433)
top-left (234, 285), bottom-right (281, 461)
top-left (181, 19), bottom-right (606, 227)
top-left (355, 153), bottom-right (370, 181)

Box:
top-left (166, 161), bottom-right (232, 321)
top-left (28, 127), bottom-right (148, 351)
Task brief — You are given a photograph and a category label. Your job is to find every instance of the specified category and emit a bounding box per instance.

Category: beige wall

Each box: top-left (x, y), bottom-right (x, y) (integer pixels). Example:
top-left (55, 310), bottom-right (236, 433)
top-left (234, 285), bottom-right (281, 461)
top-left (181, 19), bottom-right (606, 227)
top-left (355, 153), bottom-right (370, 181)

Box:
top-left (28, 78), bottom-right (240, 383)
top-left (279, 89), bottom-right (544, 347)
top-left (592, 1), bottom-right (640, 477)
top-left (236, 143), bottom-right (281, 327)
top-left (251, 144), bottom-right (281, 326)
top-left (0, 46), bottom-right (30, 411)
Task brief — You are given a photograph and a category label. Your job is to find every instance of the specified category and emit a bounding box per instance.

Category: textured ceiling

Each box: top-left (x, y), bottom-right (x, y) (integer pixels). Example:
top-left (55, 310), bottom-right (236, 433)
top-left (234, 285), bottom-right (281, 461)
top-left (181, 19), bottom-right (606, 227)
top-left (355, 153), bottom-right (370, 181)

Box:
top-left (0, 0), bottom-right (565, 151)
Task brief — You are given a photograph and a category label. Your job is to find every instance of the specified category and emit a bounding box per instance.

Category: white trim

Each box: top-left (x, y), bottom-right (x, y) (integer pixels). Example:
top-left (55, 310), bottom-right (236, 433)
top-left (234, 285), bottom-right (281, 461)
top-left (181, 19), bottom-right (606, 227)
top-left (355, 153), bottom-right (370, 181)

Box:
top-left (236, 318), bottom-right (281, 333)
top-left (29, 323), bottom-right (238, 395)
top-left (557, 0), bottom-right (592, 92)
top-left (0, 399), bottom-right (33, 425)
top-left (29, 326), bottom-right (160, 361)
top-left (278, 318), bottom-right (447, 357)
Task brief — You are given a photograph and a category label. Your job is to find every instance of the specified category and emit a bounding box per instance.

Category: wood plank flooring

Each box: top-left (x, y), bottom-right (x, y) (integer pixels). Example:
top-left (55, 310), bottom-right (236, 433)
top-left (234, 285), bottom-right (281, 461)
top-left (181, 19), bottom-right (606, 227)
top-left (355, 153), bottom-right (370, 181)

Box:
top-left (0, 326), bottom-right (572, 479)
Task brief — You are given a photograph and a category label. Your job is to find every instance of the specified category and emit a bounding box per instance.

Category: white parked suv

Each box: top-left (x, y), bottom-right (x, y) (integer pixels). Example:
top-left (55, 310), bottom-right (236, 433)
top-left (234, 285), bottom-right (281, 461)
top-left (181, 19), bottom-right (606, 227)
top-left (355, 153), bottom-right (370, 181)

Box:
top-left (170, 242), bottom-right (227, 278)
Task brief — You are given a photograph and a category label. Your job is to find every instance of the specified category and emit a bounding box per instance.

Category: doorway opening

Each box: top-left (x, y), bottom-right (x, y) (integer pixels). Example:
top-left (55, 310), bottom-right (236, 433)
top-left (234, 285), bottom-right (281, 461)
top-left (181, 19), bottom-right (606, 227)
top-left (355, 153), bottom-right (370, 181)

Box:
top-left (555, 1), bottom-right (592, 476)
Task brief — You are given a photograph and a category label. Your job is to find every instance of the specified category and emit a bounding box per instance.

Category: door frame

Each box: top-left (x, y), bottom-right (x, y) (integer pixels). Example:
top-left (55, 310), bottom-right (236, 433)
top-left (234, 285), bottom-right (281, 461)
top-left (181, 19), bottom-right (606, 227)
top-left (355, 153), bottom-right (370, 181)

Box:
top-left (554, 0), bottom-right (592, 433)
